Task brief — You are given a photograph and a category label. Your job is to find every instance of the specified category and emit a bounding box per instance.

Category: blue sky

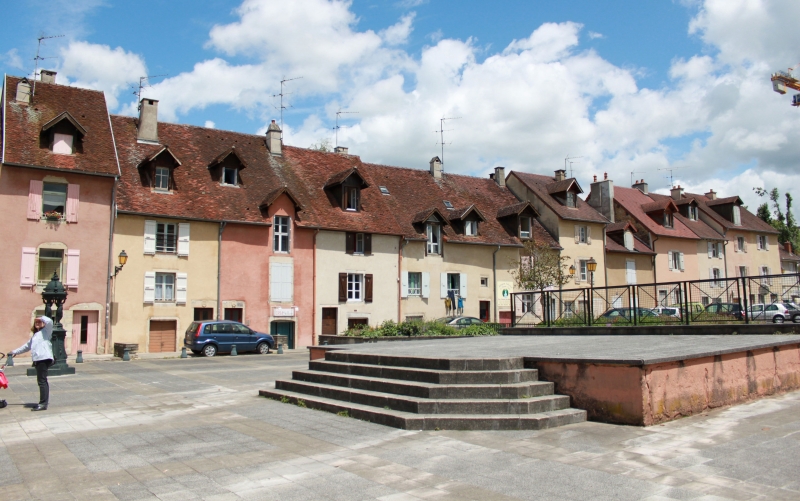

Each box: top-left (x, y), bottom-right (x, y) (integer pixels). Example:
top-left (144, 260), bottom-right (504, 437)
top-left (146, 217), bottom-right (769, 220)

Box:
top-left (2, 0), bottom-right (799, 212)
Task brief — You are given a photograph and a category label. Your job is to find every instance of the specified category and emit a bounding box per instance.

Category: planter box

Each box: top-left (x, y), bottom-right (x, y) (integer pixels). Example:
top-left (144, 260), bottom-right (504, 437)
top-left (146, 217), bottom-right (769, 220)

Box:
top-left (113, 343), bottom-right (138, 359)
top-left (318, 334), bottom-right (472, 345)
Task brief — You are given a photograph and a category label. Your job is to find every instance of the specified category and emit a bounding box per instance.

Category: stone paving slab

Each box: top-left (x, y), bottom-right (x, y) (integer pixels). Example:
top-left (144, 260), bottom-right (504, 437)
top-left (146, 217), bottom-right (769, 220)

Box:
top-left (0, 350), bottom-right (799, 500)
top-left (332, 334), bottom-right (800, 364)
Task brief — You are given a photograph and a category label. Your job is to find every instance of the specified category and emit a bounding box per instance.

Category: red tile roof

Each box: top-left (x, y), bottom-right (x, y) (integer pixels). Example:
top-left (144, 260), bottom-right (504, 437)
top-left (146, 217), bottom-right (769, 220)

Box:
top-left (609, 187), bottom-right (699, 239)
top-left (648, 193), bottom-right (725, 241)
top-left (780, 247), bottom-right (800, 262)
top-left (606, 235), bottom-right (655, 255)
top-left (683, 192), bottom-right (778, 234)
top-left (508, 172), bottom-right (608, 224)
top-left (705, 195), bottom-right (742, 207)
top-left (606, 221), bottom-right (637, 233)
top-left (2, 76), bottom-right (119, 176)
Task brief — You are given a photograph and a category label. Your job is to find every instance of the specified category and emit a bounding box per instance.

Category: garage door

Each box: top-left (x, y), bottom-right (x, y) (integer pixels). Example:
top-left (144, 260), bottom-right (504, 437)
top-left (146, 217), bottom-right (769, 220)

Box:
top-left (149, 320), bottom-right (177, 353)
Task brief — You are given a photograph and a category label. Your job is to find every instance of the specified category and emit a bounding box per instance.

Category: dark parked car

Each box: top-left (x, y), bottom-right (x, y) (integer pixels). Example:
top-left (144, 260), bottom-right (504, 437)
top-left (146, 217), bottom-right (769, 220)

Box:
top-left (184, 320), bottom-right (274, 357)
top-left (435, 316), bottom-right (485, 328)
top-left (598, 308), bottom-right (658, 321)
top-left (703, 302), bottom-right (745, 321)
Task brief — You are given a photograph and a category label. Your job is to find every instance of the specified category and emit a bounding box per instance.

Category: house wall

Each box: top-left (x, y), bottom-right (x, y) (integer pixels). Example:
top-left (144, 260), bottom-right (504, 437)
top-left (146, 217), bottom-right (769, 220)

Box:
top-left (726, 230), bottom-right (781, 278)
top-left (315, 231), bottom-right (400, 334)
top-left (0, 165), bottom-right (113, 354)
top-left (111, 214), bottom-right (219, 352)
top-left (401, 241), bottom-right (518, 322)
top-left (505, 177), bottom-right (559, 237)
top-left (605, 252), bottom-right (654, 287)
top-left (653, 237), bottom-right (699, 283)
top-left (557, 220), bottom-right (607, 288)
top-left (696, 239), bottom-right (727, 283)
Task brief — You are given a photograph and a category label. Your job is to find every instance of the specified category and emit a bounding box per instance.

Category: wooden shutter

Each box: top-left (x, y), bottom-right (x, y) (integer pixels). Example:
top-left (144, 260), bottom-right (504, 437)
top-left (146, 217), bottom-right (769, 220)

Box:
top-left (400, 271), bottom-right (408, 298)
top-left (717, 242), bottom-right (723, 259)
top-left (668, 251), bottom-right (674, 271)
top-left (345, 233), bottom-right (354, 254)
top-left (144, 220), bottom-right (157, 254)
top-left (574, 259), bottom-right (581, 282)
top-left (20, 247), bottom-right (36, 286)
top-left (338, 273), bottom-right (347, 302)
top-left (743, 239), bottom-right (747, 252)
top-left (65, 249), bottom-right (80, 288)
top-left (28, 180), bottom-right (43, 220)
top-left (459, 273), bottom-right (468, 298)
top-left (176, 273), bottom-right (187, 304)
top-left (765, 238), bottom-right (770, 250)
top-left (364, 274), bottom-right (373, 303)
top-left (574, 225), bottom-right (580, 244)
top-left (177, 223), bottom-right (190, 256)
top-left (421, 272), bottom-right (430, 298)
top-left (65, 184), bottom-right (80, 223)
top-left (626, 259), bottom-right (636, 285)
top-left (143, 271), bottom-right (156, 303)
top-left (678, 252), bottom-right (685, 271)
top-left (586, 226), bottom-right (592, 245)
top-left (707, 242), bottom-right (713, 258)
top-left (440, 272), bottom-right (448, 298)
top-left (364, 233), bottom-right (372, 255)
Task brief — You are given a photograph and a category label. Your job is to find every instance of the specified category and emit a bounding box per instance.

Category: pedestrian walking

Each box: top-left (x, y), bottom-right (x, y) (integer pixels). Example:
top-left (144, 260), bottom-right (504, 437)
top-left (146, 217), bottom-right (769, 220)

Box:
top-left (9, 316), bottom-right (54, 411)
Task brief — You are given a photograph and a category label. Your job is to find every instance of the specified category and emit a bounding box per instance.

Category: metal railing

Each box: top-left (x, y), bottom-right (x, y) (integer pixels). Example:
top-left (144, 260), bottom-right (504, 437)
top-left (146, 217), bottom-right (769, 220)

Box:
top-left (510, 273), bottom-right (800, 327)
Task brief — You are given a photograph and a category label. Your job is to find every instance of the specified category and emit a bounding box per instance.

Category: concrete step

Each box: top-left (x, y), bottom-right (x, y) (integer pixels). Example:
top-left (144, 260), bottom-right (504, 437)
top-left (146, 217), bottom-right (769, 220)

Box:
top-left (274, 379), bottom-right (571, 415)
top-left (292, 370), bottom-right (554, 399)
top-left (309, 360), bottom-right (539, 384)
top-left (260, 387), bottom-right (587, 430)
top-left (325, 352), bottom-right (525, 371)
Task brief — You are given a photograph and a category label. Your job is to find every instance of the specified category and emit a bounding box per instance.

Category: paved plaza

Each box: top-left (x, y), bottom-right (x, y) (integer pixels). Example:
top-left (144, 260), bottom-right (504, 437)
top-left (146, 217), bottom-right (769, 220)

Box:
top-left (0, 350), bottom-right (799, 501)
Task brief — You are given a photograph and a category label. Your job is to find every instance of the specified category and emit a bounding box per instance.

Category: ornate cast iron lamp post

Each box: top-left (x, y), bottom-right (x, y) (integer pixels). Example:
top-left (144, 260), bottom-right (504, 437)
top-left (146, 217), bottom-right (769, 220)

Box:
top-left (29, 272), bottom-right (75, 376)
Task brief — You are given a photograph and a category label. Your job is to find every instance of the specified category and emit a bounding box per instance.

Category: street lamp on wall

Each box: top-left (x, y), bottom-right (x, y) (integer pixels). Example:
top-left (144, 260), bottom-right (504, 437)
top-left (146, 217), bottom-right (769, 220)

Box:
top-left (587, 257), bottom-right (597, 286)
top-left (113, 250), bottom-right (128, 277)
top-left (569, 265), bottom-right (575, 281)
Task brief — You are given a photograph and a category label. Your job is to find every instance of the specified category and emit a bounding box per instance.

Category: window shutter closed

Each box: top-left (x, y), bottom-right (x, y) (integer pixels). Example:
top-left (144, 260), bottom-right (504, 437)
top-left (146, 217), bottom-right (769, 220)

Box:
top-left (144, 271), bottom-right (156, 303)
top-left (626, 259), bottom-right (636, 285)
top-left (459, 273), bottom-right (468, 298)
top-left (176, 273), bottom-right (187, 304)
top-left (66, 184), bottom-right (80, 223)
top-left (28, 180), bottom-right (43, 220)
top-left (668, 251), bottom-right (674, 271)
top-left (364, 234), bottom-right (372, 255)
top-left (421, 272), bottom-right (430, 298)
top-left (678, 252), bottom-right (685, 271)
top-left (765, 238), bottom-right (770, 250)
top-left (345, 233), bottom-right (354, 254)
top-left (177, 223), bottom-right (190, 256)
top-left (574, 259), bottom-right (581, 282)
top-left (270, 263), bottom-right (293, 302)
top-left (586, 226), bottom-right (592, 245)
top-left (743, 239), bottom-right (747, 252)
top-left (440, 273), bottom-right (448, 298)
top-left (574, 225), bottom-right (580, 244)
top-left (400, 271), bottom-right (408, 298)
top-left (338, 273), bottom-right (347, 302)
top-left (717, 242), bottom-right (723, 259)
top-left (65, 249), bottom-right (80, 288)
top-left (20, 247), bottom-right (36, 286)
top-left (365, 274), bottom-right (373, 303)
top-left (144, 220), bottom-right (157, 254)
top-left (707, 242), bottom-right (713, 258)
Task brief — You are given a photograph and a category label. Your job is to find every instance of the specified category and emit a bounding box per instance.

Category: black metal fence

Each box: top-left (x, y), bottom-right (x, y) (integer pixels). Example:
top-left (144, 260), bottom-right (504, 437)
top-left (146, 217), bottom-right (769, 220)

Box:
top-left (510, 273), bottom-right (800, 327)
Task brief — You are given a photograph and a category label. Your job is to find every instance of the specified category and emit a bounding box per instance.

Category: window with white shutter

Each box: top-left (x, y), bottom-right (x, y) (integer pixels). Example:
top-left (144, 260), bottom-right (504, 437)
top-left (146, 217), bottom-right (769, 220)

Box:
top-left (270, 263), bottom-right (293, 302)
top-left (176, 273), bottom-right (187, 304)
top-left (143, 271), bottom-right (156, 303)
top-left (459, 273), bottom-right (468, 298)
top-left (626, 259), bottom-right (636, 285)
top-left (144, 220), bottom-right (157, 254)
top-left (440, 272), bottom-right (448, 298)
top-left (400, 271), bottom-right (409, 298)
top-left (177, 223), bottom-right (190, 256)
top-left (421, 272), bottom-right (430, 299)
top-left (65, 249), bottom-right (80, 288)
top-left (20, 247), bottom-right (37, 286)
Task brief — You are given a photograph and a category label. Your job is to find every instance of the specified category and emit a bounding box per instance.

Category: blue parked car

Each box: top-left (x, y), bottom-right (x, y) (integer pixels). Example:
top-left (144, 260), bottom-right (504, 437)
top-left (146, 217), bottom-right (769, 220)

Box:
top-left (184, 320), bottom-right (274, 357)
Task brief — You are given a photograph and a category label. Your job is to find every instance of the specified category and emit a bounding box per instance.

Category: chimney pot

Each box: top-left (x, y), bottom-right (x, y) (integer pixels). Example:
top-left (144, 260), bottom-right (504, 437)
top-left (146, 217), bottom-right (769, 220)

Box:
top-left (633, 179), bottom-right (649, 194)
top-left (15, 78), bottom-right (31, 103)
top-left (705, 189), bottom-right (717, 200)
top-left (266, 120), bottom-right (282, 155)
top-left (604, 172), bottom-right (608, 180)
top-left (430, 156), bottom-right (442, 179)
top-left (137, 98), bottom-right (159, 143)
top-left (588, 172), bottom-right (615, 223)
top-left (334, 146), bottom-right (349, 155)
top-left (784, 241), bottom-right (793, 254)
top-left (40, 70), bottom-right (57, 84)
top-left (593, 175), bottom-right (597, 182)
top-left (554, 169), bottom-right (566, 182)
top-left (494, 166), bottom-right (505, 187)
top-left (489, 173), bottom-right (495, 180)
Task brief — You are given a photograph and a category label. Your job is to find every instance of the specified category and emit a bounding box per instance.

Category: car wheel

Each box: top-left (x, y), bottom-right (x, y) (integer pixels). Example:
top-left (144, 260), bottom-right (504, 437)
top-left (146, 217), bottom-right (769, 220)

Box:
top-left (202, 344), bottom-right (217, 357)
top-left (257, 342), bottom-right (271, 355)
top-left (773, 315), bottom-right (785, 324)
top-left (793, 314), bottom-right (800, 324)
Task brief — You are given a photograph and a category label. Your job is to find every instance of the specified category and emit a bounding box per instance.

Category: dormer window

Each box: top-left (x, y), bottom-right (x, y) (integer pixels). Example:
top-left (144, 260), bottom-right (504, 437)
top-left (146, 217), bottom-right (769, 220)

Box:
top-left (732, 206), bottom-right (741, 226)
top-left (663, 212), bottom-right (673, 228)
top-left (324, 167), bottom-right (368, 213)
top-left (52, 133), bottom-right (74, 155)
top-left (344, 186), bottom-right (359, 211)
top-left (465, 220), bottom-right (478, 236)
top-left (520, 217), bottom-right (532, 239)
top-left (687, 206), bottom-right (698, 221)
top-left (155, 166), bottom-right (170, 191)
top-left (624, 231), bottom-right (634, 251)
top-left (209, 147), bottom-right (246, 188)
top-left (41, 111), bottom-right (86, 156)
top-left (222, 166), bottom-right (238, 186)
top-left (140, 146), bottom-right (181, 193)
top-left (566, 192), bottom-right (576, 208)
top-left (427, 223), bottom-right (441, 254)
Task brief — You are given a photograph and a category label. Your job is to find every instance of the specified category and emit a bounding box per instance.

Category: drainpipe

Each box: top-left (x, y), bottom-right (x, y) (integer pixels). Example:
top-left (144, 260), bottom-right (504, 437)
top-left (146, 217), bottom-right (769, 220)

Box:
top-left (398, 237), bottom-right (407, 323)
top-left (104, 177), bottom-right (118, 354)
top-left (217, 222), bottom-right (226, 320)
top-left (492, 245), bottom-right (500, 322)
top-left (313, 228), bottom-right (319, 345)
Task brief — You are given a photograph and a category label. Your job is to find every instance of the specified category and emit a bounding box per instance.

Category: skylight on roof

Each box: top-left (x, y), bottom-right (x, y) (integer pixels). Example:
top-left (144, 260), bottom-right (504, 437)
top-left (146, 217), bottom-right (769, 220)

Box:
top-left (443, 200), bottom-right (453, 209)
top-left (379, 186), bottom-right (390, 195)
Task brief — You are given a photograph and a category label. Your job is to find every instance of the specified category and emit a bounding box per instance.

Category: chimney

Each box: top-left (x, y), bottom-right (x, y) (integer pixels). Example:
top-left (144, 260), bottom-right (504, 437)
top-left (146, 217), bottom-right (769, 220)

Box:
top-left (588, 174), bottom-right (615, 223)
top-left (430, 156), bottom-right (442, 179)
top-left (40, 70), bottom-right (57, 84)
top-left (785, 241), bottom-right (793, 254)
top-left (489, 173), bottom-right (495, 180)
top-left (632, 179), bottom-right (648, 194)
top-left (554, 169), bottom-right (566, 182)
top-left (705, 189), bottom-right (717, 200)
top-left (266, 120), bottom-right (282, 156)
top-left (671, 185), bottom-right (684, 201)
top-left (15, 78), bottom-right (31, 103)
top-left (137, 98), bottom-right (159, 143)
top-left (334, 146), bottom-right (349, 155)
top-left (494, 166), bottom-right (505, 187)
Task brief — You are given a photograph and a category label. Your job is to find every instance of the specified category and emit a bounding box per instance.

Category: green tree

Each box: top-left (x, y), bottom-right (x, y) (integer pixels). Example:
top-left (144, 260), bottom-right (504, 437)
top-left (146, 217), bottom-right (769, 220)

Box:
top-left (309, 138), bottom-right (332, 152)
top-left (511, 239), bottom-right (573, 291)
top-left (753, 186), bottom-right (800, 251)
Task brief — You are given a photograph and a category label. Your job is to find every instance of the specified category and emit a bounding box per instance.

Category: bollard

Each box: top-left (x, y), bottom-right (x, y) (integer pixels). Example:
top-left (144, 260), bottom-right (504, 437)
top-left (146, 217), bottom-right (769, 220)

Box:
top-left (180, 347), bottom-right (187, 359)
top-left (6, 354), bottom-right (13, 367)
top-left (76, 350), bottom-right (83, 363)
top-left (122, 348), bottom-right (130, 361)
top-left (231, 344), bottom-right (238, 356)
top-left (277, 343), bottom-right (284, 355)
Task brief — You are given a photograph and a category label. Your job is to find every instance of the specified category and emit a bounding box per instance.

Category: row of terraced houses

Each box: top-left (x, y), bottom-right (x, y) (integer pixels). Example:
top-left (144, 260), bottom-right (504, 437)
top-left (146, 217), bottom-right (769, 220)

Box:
top-left (3, 74), bottom-right (799, 354)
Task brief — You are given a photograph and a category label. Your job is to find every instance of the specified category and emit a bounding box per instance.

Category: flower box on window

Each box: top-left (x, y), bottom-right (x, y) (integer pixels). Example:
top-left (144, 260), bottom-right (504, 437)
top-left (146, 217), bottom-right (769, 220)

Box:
top-left (43, 210), bottom-right (62, 221)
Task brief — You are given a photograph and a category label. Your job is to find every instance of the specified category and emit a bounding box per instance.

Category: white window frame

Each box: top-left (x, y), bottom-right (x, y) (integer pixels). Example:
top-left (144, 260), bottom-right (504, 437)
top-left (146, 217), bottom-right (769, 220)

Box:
top-left (465, 220), bottom-right (477, 236)
top-left (520, 217), bottom-right (531, 239)
top-left (687, 206), bottom-right (698, 221)
top-left (738, 266), bottom-right (747, 278)
top-left (37, 248), bottom-right (64, 285)
top-left (408, 272), bottom-right (422, 296)
top-left (347, 273), bottom-right (363, 301)
top-left (757, 235), bottom-right (767, 250)
top-left (427, 223), bottom-right (441, 255)
top-left (221, 166), bottom-right (238, 186)
top-left (566, 192), bottom-right (576, 208)
top-left (578, 225), bottom-right (588, 244)
top-left (156, 223), bottom-right (177, 253)
top-left (480, 277), bottom-right (489, 287)
top-left (354, 233), bottom-right (365, 254)
top-left (447, 273), bottom-right (461, 298)
top-left (663, 212), bottom-right (673, 228)
top-left (42, 182), bottom-right (67, 216)
top-left (737, 236), bottom-right (745, 252)
top-left (344, 186), bottom-right (359, 211)
top-left (711, 268), bottom-right (722, 287)
top-left (273, 216), bottom-right (291, 253)
top-left (155, 272), bottom-right (175, 302)
top-left (579, 259), bottom-right (588, 282)
top-left (154, 166), bottom-right (170, 191)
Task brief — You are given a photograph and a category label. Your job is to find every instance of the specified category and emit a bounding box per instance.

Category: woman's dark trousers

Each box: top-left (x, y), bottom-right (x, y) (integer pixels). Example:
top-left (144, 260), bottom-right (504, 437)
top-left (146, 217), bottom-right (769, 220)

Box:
top-left (34, 360), bottom-right (50, 406)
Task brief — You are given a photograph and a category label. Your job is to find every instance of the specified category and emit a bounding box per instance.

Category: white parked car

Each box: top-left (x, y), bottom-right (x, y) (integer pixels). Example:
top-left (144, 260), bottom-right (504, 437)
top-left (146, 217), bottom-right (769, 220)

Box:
top-left (651, 306), bottom-right (681, 319)
top-left (748, 303), bottom-right (798, 323)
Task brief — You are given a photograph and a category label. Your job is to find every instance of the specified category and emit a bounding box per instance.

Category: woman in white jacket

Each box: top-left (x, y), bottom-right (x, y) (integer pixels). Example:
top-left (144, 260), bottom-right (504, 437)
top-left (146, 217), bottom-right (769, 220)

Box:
top-left (10, 316), bottom-right (54, 411)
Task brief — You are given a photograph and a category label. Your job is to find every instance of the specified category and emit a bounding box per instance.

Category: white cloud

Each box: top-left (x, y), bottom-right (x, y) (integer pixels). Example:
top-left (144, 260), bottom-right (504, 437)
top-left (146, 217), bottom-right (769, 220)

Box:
top-left (1, 49), bottom-right (23, 69)
top-left (588, 31), bottom-right (604, 40)
top-left (381, 13), bottom-right (415, 46)
top-left (205, 121), bottom-right (216, 129)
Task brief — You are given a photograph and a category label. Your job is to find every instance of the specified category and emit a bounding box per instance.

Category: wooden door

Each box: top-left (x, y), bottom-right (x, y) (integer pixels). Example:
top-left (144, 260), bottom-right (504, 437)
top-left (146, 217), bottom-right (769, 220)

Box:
top-left (72, 311), bottom-right (98, 354)
top-left (321, 308), bottom-right (337, 335)
top-left (149, 320), bottom-right (177, 353)
top-left (479, 301), bottom-right (490, 323)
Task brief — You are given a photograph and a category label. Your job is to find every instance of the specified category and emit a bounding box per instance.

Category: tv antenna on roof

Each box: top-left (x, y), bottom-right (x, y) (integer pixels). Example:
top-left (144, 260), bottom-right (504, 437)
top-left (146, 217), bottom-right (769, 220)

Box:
top-left (435, 116), bottom-right (461, 169)
top-left (32, 34), bottom-right (64, 98)
top-left (658, 166), bottom-right (684, 187)
top-left (630, 170), bottom-right (650, 187)
top-left (564, 155), bottom-right (583, 178)
top-left (133, 74), bottom-right (169, 110)
top-left (334, 110), bottom-right (358, 147)
top-left (273, 76), bottom-right (303, 137)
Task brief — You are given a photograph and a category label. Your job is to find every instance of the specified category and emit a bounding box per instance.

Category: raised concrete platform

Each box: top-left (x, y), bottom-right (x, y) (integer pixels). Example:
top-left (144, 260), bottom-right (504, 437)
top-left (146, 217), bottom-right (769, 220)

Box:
top-left (288, 335), bottom-right (800, 426)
